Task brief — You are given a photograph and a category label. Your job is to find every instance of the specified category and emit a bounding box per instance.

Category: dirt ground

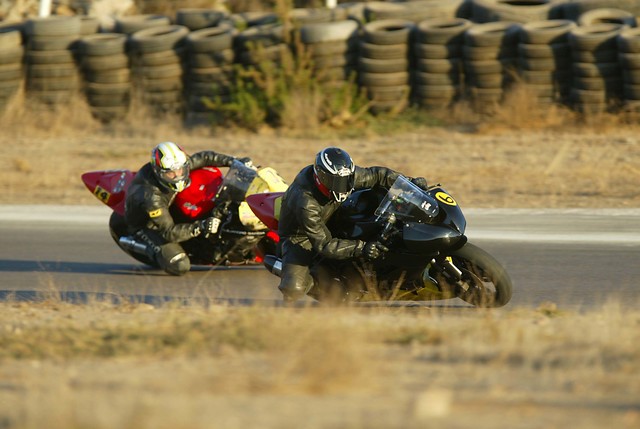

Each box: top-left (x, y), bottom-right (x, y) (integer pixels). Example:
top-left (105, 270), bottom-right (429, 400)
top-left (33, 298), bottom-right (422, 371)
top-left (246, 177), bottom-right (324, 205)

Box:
top-left (1, 99), bottom-right (640, 429)
top-left (3, 96), bottom-right (640, 209)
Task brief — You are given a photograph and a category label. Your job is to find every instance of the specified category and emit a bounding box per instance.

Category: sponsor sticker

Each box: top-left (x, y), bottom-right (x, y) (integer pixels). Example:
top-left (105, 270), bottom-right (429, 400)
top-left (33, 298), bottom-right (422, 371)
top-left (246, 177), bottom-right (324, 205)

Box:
top-left (435, 192), bottom-right (457, 206)
top-left (93, 185), bottom-right (110, 204)
top-left (148, 209), bottom-right (163, 218)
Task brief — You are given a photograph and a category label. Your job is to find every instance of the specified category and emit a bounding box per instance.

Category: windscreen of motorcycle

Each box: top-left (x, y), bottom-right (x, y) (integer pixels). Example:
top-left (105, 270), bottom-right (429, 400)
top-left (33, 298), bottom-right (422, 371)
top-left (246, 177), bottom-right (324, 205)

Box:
top-left (375, 176), bottom-right (439, 222)
top-left (215, 160), bottom-right (258, 203)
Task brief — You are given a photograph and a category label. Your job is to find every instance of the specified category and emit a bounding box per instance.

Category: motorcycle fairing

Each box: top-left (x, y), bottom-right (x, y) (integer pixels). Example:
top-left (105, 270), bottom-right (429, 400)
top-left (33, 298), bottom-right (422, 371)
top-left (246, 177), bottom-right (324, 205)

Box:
top-left (245, 192), bottom-right (285, 231)
top-left (81, 170), bottom-right (136, 215)
top-left (426, 187), bottom-right (466, 234)
top-left (402, 222), bottom-right (467, 253)
top-left (173, 167), bottom-right (223, 220)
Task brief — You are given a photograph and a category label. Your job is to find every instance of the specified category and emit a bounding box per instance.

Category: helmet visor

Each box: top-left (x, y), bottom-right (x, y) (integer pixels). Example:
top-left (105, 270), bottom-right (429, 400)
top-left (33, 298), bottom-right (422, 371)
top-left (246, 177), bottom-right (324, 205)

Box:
top-left (158, 164), bottom-right (190, 190)
top-left (321, 172), bottom-right (354, 194)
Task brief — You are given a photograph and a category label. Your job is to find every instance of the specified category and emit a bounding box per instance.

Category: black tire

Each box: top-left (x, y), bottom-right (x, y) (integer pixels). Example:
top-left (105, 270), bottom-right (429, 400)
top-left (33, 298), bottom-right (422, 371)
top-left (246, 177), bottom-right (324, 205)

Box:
top-left (447, 242), bottom-right (513, 307)
top-left (363, 19), bottom-right (414, 45)
top-left (186, 27), bottom-right (234, 53)
top-left (115, 15), bottom-right (171, 35)
top-left (416, 18), bottom-right (472, 45)
top-left (519, 19), bottom-right (575, 45)
top-left (577, 7), bottom-right (636, 27)
top-left (470, 0), bottom-right (557, 24)
top-left (79, 33), bottom-right (127, 56)
top-left (176, 8), bottom-right (227, 30)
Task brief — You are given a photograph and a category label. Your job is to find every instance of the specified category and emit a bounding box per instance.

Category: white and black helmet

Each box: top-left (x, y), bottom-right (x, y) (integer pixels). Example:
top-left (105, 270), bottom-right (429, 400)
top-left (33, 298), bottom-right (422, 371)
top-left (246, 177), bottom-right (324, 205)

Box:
top-left (313, 147), bottom-right (355, 202)
top-left (151, 142), bottom-right (191, 192)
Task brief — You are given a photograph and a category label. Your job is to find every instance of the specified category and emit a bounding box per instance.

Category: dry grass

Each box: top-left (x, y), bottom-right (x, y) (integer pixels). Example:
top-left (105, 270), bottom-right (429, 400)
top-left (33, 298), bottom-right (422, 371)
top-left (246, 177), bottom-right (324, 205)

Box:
top-left (2, 88), bottom-right (640, 208)
top-left (0, 299), bottom-right (639, 428)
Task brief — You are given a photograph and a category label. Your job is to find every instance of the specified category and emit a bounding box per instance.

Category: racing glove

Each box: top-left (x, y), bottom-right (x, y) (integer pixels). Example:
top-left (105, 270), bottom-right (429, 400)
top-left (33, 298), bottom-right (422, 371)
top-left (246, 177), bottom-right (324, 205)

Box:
top-left (236, 156), bottom-right (255, 169)
top-left (411, 177), bottom-right (429, 191)
top-left (193, 216), bottom-right (221, 237)
top-left (362, 241), bottom-right (389, 261)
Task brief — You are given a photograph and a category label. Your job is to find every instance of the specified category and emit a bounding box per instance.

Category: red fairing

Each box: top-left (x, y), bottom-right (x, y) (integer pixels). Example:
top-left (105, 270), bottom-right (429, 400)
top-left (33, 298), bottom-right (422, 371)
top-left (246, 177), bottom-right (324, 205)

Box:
top-left (81, 170), bottom-right (136, 216)
top-left (173, 167), bottom-right (223, 220)
top-left (245, 192), bottom-right (285, 231)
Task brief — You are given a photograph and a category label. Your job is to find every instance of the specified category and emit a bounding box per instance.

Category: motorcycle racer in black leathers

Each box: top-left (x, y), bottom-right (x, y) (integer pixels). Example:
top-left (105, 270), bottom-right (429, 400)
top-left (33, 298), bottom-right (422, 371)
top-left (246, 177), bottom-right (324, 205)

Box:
top-left (114, 141), bottom-right (250, 275)
top-left (277, 147), bottom-right (429, 302)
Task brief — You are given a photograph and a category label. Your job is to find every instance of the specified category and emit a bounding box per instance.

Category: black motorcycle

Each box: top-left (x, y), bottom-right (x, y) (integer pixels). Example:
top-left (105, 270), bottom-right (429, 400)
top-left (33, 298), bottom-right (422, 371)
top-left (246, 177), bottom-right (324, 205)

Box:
top-left (249, 176), bottom-right (513, 307)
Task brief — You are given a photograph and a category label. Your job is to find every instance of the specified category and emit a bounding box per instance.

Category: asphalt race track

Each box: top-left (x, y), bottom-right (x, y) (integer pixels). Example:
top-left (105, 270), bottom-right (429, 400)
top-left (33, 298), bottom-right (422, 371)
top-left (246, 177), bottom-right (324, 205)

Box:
top-left (1, 205), bottom-right (639, 310)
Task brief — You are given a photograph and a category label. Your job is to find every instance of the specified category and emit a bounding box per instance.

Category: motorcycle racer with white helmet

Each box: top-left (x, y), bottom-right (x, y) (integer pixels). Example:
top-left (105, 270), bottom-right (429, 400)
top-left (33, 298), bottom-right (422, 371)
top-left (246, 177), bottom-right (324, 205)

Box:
top-left (117, 141), bottom-right (251, 275)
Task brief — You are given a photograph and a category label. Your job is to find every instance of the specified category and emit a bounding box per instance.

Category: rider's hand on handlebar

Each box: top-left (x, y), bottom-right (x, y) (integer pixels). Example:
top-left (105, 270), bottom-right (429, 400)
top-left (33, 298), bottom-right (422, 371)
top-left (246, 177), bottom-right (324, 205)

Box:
top-left (237, 157), bottom-right (257, 170)
top-left (196, 216), bottom-right (221, 237)
top-left (362, 241), bottom-right (389, 261)
top-left (411, 177), bottom-right (429, 191)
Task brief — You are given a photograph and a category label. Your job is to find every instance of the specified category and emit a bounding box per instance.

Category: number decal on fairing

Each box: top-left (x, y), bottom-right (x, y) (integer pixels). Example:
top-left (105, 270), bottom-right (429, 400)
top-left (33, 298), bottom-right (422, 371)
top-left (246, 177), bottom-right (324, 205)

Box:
top-left (435, 192), bottom-right (457, 206)
top-left (93, 185), bottom-right (110, 204)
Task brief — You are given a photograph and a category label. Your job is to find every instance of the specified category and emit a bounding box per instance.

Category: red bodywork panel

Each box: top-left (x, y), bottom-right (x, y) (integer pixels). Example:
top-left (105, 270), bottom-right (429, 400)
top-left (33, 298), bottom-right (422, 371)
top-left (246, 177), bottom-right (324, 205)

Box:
top-left (81, 170), bottom-right (136, 216)
top-left (81, 167), bottom-right (224, 219)
top-left (245, 192), bottom-right (285, 232)
top-left (173, 167), bottom-right (223, 220)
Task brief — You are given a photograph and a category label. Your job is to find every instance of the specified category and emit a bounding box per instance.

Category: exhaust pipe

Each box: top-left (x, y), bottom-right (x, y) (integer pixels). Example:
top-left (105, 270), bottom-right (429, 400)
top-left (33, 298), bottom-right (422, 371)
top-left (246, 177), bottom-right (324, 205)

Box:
top-left (119, 236), bottom-right (149, 256)
top-left (263, 255), bottom-right (282, 277)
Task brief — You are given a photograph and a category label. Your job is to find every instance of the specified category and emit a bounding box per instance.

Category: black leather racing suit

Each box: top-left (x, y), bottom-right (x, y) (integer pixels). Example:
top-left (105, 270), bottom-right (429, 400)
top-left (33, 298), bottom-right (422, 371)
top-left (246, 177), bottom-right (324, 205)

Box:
top-left (277, 164), bottom-right (402, 299)
top-left (122, 150), bottom-right (236, 275)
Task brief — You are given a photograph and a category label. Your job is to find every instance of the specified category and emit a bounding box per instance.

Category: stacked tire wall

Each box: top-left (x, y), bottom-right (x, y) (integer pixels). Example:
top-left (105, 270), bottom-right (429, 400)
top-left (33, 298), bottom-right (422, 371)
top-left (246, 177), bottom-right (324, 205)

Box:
top-left (359, 19), bottom-right (414, 114)
top-left (24, 16), bottom-right (83, 107)
top-left (79, 33), bottom-right (130, 122)
top-left (1, 0), bottom-right (640, 123)
top-left (618, 27), bottom-right (640, 110)
top-left (413, 18), bottom-right (471, 110)
top-left (517, 19), bottom-right (575, 106)
top-left (0, 22), bottom-right (23, 110)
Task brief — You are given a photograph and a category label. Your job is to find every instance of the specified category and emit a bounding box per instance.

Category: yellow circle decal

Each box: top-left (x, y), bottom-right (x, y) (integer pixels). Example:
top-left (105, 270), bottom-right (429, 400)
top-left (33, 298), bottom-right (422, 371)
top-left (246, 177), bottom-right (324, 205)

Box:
top-left (436, 192), bottom-right (457, 206)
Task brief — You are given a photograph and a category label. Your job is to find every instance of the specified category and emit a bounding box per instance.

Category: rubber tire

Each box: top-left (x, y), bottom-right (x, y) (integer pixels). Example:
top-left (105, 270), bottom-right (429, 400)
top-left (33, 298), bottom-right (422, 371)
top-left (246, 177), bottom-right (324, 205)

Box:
top-left (448, 242), bottom-right (513, 308)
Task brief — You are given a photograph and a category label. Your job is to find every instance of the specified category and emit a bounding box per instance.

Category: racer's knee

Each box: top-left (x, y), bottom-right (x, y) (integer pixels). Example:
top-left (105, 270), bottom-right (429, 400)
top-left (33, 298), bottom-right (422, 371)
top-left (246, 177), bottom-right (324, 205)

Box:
top-left (158, 243), bottom-right (191, 276)
top-left (278, 263), bottom-right (313, 301)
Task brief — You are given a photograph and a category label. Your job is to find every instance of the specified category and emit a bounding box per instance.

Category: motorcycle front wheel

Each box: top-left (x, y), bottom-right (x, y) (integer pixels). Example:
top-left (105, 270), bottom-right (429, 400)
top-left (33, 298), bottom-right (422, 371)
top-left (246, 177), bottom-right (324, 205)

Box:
top-left (444, 242), bottom-right (513, 308)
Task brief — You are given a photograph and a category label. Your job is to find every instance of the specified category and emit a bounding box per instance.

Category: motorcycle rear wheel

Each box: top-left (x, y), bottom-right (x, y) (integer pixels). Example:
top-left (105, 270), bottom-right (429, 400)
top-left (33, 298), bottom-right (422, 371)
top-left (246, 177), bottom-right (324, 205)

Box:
top-left (446, 242), bottom-right (513, 307)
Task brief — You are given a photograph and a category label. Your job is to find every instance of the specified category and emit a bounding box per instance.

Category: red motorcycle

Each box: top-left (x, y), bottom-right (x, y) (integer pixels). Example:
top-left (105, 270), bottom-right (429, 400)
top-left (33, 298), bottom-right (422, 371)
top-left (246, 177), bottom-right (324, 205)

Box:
top-left (81, 160), bottom-right (287, 269)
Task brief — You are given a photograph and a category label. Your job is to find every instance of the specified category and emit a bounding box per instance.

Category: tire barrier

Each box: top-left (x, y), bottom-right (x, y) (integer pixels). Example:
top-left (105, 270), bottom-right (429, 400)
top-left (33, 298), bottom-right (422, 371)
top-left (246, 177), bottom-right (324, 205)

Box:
top-left (577, 7), bottom-right (637, 27)
top-left (234, 23), bottom-right (288, 67)
top-left (616, 27), bottom-right (640, 111)
top-left (23, 16), bottom-right (82, 108)
top-left (4, 2), bottom-right (640, 121)
top-left (517, 19), bottom-right (576, 106)
top-left (568, 23), bottom-right (626, 113)
top-left (128, 25), bottom-right (189, 116)
top-left (78, 33), bottom-right (130, 122)
top-left (300, 19), bottom-right (359, 85)
top-left (184, 26), bottom-right (236, 120)
top-left (469, 0), bottom-right (562, 24)
top-left (413, 18), bottom-right (472, 110)
top-left (114, 14), bottom-right (171, 35)
top-left (463, 21), bottom-right (521, 111)
top-left (360, 19), bottom-right (415, 114)
top-left (363, 1), bottom-right (470, 24)
top-left (559, 0), bottom-right (640, 21)
top-left (175, 8), bottom-right (228, 31)
top-left (0, 22), bottom-right (24, 110)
